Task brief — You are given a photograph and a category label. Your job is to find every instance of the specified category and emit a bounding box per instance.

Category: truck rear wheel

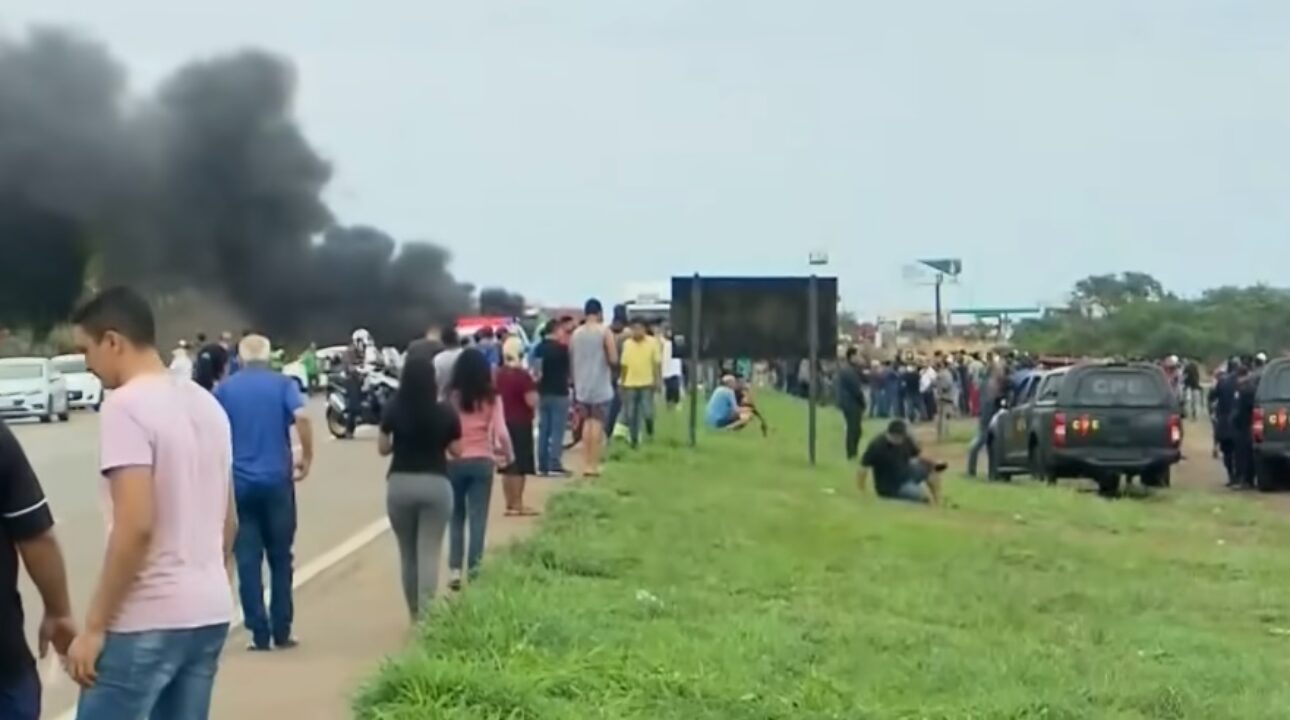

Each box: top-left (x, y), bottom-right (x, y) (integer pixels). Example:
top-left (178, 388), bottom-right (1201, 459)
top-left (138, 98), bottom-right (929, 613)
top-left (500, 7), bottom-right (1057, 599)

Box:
top-left (1096, 472), bottom-right (1121, 498)
top-left (1255, 456), bottom-right (1283, 492)
top-left (1028, 443), bottom-right (1056, 485)
top-left (1141, 466), bottom-right (1171, 489)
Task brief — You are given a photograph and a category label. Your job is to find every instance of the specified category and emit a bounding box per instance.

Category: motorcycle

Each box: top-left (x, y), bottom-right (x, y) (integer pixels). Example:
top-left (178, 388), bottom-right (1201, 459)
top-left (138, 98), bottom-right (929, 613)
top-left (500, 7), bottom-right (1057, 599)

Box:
top-left (326, 366), bottom-right (398, 439)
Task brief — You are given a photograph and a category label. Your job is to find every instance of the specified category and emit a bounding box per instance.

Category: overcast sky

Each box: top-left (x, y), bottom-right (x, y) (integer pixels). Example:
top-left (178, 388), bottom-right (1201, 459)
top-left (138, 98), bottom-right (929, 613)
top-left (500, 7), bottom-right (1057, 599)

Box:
top-left (4, 1), bottom-right (1288, 316)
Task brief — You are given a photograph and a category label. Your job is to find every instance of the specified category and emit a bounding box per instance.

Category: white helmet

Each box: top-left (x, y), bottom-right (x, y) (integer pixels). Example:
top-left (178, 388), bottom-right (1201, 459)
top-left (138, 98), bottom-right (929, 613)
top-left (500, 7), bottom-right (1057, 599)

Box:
top-left (1167, 355), bottom-right (1179, 366)
top-left (352, 328), bottom-right (373, 347)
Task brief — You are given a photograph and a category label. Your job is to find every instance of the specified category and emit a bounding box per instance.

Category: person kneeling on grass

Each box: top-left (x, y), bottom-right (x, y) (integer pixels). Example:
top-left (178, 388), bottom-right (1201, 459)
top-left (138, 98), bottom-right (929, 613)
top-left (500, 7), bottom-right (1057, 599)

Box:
top-left (734, 378), bottom-right (770, 436)
top-left (705, 375), bottom-right (754, 431)
top-left (856, 419), bottom-right (946, 505)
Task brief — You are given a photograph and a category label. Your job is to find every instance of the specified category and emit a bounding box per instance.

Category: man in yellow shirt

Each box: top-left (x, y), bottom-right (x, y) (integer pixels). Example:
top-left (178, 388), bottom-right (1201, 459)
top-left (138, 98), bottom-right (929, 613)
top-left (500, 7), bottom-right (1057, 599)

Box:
top-left (618, 319), bottom-right (661, 449)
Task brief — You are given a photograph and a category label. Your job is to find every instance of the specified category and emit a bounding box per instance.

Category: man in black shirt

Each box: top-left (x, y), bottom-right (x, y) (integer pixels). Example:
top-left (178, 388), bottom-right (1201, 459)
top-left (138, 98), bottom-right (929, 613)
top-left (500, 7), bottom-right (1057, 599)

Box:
top-left (192, 332), bottom-right (230, 391)
top-left (1231, 362), bottom-right (1259, 489)
top-left (835, 347), bottom-right (867, 460)
top-left (857, 420), bottom-right (945, 505)
top-left (405, 324), bottom-right (446, 367)
top-left (0, 420), bottom-right (75, 718)
top-left (533, 320), bottom-right (572, 476)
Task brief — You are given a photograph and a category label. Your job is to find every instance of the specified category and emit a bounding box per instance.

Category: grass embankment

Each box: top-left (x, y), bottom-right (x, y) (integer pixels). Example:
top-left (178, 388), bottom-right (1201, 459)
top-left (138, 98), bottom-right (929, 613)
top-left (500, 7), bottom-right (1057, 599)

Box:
top-left (356, 394), bottom-right (1290, 719)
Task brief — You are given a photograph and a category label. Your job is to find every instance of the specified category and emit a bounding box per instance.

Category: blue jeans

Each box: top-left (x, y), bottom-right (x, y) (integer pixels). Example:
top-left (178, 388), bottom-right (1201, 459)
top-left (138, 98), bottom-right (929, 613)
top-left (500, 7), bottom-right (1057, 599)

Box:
top-left (966, 423), bottom-right (991, 477)
top-left (234, 481), bottom-right (296, 648)
top-left (537, 394), bottom-right (569, 473)
top-left (0, 668), bottom-right (40, 719)
top-left (621, 387), bottom-right (652, 448)
top-left (879, 460), bottom-right (932, 504)
top-left (605, 387), bottom-right (622, 443)
top-left (448, 458), bottom-right (495, 574)
top-left (76, 623), bottom-right (229, 719)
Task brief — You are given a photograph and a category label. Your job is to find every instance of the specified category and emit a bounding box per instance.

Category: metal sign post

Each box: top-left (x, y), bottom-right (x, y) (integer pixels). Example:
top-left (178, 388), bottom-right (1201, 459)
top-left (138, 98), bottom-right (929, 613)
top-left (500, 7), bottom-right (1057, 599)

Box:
top-left (918, 258), bottom-right (962, 337)
top-left (687, 273), bottom-right (701, 447)
top-left (807, 273), bottom-right (820, 466)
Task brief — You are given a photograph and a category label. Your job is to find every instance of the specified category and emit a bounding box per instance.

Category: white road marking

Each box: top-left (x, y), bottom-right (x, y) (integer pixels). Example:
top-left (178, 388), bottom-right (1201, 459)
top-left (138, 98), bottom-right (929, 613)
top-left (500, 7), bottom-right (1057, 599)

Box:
top-left (48, 516), bottom-right (391, 719)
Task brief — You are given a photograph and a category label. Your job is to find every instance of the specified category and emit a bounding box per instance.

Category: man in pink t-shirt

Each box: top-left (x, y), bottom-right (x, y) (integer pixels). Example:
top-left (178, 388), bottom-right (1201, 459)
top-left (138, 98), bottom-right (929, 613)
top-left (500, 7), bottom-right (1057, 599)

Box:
top-left (65, 288), bottom-right (236, 720)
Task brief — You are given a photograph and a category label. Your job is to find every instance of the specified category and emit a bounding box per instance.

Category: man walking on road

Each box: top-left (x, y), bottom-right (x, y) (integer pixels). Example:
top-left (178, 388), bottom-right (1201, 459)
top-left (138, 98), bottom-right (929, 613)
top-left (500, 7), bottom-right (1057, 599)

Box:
top-left (215, 334), bottom-right (313, 651)
top-left (0, 420), bottom-right (76, 719)
top-left (570, 299), bottom-right (617, 476)
top-left (68, 288), bottom-right (236, 719)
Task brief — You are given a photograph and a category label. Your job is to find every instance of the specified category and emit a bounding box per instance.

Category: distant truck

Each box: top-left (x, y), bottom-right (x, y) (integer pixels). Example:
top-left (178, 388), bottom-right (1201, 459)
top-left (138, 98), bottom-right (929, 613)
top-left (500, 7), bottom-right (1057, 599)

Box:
top-left (1253, 358), bottom-right (1290, 490)
top-left (989, 362), bottom-right (1182, 496)
top-left (621, 282), bottom-right (671, 327)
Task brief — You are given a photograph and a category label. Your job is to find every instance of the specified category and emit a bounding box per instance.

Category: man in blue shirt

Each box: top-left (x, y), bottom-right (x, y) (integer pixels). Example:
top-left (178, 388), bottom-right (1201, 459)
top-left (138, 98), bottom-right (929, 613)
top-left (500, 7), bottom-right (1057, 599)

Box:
top-left (215, 334), bottom-right (314, 651)
top-left (705, 375), bottom-right (752, 430)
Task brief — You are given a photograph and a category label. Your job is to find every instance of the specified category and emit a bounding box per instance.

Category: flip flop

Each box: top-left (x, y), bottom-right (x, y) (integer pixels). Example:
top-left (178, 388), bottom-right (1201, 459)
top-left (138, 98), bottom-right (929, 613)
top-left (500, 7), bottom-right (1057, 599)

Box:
top-left (517, 507), bottom-right (541, 517)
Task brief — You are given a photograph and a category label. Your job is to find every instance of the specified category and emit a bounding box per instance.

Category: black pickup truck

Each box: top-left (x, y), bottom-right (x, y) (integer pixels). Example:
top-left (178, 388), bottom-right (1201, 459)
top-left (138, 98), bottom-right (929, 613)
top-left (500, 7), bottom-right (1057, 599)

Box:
top-left (1253, 358), bottom-right (1290, 490)
top-left (989, 362), bottom-right (1182, 495)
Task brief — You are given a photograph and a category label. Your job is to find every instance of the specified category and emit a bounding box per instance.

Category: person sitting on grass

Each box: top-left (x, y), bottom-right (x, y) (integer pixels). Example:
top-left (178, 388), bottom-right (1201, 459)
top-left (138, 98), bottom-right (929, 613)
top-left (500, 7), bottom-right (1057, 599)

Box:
top-left (733, 377), bottom-right (770, 436)
top-left (856, 419), bottom-right (946, 505)
top-left (705, 375), bottom-right (753, 431)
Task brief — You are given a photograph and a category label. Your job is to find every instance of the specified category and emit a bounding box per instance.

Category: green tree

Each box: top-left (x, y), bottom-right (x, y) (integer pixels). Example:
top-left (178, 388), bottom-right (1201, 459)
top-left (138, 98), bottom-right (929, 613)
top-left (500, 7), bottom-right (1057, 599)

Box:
top-left (1014, 277), bottom-right (1290, 362)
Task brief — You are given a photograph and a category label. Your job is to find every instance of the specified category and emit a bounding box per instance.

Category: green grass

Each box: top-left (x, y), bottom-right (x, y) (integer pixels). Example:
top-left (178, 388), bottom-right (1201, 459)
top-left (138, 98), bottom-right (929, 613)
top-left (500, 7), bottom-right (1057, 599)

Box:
top-left (355, 394), bottom-right (1290, 719)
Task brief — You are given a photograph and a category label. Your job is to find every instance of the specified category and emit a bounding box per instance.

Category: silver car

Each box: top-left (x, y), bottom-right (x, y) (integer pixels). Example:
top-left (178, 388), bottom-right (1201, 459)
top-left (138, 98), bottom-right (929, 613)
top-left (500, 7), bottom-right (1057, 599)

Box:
top-left (0, 357), bottom-right (71, 423)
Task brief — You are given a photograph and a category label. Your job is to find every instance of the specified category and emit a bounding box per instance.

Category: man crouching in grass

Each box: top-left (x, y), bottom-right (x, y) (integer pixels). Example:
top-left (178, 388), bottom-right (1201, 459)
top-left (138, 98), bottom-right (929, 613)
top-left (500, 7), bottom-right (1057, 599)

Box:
top-left (856, 420), bottom-right (946, 505)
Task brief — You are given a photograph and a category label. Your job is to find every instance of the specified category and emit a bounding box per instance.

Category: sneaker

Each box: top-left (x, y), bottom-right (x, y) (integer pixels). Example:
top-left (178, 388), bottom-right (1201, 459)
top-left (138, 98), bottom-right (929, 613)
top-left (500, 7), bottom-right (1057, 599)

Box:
top-left (246, 641), bottom-right (271, 652)
top-left (274, 637), bottom-right (300, 650)
top-left (448, 569), bottom-right (463, 592)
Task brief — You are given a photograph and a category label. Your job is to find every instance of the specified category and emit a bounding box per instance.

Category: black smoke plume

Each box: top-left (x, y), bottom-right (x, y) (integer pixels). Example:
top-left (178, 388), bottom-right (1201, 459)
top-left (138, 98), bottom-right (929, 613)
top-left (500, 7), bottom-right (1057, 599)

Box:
top-left (478, 287), bottom-right (527, 317)
top-left (0, 27), bottom-right (521, 346)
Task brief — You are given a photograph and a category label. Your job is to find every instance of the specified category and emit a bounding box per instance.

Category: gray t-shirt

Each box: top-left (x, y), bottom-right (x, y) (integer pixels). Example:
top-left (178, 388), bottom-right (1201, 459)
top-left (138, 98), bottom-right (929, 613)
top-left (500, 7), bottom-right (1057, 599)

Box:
top-left (570, 324), bottom-right (614, 405)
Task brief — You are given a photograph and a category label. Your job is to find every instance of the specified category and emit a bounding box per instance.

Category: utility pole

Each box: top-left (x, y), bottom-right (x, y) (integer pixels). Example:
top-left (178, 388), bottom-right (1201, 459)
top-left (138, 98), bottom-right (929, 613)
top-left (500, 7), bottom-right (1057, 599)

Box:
top-left (934, 272), bottom-right (944, 337)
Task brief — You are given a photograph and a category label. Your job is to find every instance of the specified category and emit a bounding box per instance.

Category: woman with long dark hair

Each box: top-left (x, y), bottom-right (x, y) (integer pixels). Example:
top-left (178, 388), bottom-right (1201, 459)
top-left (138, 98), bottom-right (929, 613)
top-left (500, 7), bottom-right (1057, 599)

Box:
top-left (377, 355), bottom-right (459, 620)
top-left (445, 347), bottom-right (513, 589)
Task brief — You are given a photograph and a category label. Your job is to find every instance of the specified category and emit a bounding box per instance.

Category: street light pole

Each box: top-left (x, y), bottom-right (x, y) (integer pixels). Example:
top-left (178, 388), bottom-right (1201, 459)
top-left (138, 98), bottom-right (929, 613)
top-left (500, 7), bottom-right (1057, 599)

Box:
top-left (807, 251), bottom-right (828, 466)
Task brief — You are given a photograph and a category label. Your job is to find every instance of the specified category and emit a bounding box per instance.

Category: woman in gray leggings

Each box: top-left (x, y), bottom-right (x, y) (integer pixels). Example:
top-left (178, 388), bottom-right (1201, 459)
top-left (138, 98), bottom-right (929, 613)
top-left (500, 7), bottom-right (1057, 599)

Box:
top-left (378, 355), bottom-right (461, 620)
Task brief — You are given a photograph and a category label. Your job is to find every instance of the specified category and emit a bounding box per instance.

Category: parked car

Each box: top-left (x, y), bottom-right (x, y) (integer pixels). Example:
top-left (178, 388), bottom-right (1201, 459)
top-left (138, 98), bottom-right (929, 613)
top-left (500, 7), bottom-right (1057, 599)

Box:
top-left (989, 362), bottom-right (1181, 495)
top-left (0, 357), bottom-right (71, 423)
top-left (52, 353), bottom-right (103, 411)
top-left (1252, 357), bottom-right (1290, 490)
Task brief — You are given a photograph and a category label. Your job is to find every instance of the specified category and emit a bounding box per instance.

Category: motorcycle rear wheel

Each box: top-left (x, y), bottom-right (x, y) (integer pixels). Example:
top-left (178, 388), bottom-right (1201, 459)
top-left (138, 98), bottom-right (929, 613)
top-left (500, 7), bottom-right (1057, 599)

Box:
top-left (326, 407), bottom-right (350, 439)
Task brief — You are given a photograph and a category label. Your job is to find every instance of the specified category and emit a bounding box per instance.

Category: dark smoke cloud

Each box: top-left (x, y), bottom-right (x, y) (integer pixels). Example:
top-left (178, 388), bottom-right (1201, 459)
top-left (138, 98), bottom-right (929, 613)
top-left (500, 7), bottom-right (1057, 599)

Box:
top-left (0, 27), bottom-right (523, 346)
top-left (0, 30), bottom-right (134, 332)
top-left (478, 287), bottom-right (527, 317)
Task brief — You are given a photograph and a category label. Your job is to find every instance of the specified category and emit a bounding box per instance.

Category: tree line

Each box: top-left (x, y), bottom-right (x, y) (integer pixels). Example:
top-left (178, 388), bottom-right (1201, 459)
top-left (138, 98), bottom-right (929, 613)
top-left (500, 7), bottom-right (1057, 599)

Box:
top-left (1010, 272), bottom-right (1290, 362)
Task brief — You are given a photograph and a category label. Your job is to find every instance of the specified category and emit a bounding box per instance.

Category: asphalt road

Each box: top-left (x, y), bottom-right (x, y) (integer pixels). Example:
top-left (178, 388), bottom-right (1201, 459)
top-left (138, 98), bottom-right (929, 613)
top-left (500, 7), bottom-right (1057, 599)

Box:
top-left (9, 398), bottom-right (389, 717)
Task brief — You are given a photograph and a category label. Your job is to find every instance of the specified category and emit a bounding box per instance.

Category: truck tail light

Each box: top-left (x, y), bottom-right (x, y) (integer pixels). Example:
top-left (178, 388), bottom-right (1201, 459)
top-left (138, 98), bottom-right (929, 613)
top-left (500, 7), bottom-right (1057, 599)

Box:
top-left (1253, 407), bottom-right (1265, 443)
top-left (1053, 412), bottom-right (1067, 447)
top-left (1168, 414), bottom-right (1181, 446)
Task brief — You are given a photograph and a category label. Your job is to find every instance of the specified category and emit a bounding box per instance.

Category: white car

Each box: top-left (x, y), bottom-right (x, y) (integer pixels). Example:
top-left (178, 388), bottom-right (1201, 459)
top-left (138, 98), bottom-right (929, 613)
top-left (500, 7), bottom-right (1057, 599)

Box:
top-left (281, 360), bottom-right (310, 394)
top-left (0, 357), bottom-right (70, 423)
top-left (53, 354), bottom-right (103, 411)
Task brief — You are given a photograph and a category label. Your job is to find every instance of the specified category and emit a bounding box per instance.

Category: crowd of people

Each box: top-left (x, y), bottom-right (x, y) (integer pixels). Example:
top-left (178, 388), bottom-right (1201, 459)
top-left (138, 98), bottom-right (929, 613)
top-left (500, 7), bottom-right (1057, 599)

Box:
top-left (1208, 352), bottom-right (1271, 490)
top-left (829, 347), bottom-right (1224, 506)
top-left (0, 288), bottom-right (698, 718)
top-left (2, 281), bottom-right (1253, 718)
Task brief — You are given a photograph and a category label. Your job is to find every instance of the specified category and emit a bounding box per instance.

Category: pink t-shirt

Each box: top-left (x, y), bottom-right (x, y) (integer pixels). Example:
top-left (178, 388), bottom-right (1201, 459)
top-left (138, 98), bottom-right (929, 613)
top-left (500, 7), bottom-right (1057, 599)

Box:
top-left (98, 372), bottom-right (235, 632)
top-left (453, 397), bottom-right (513, 462)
